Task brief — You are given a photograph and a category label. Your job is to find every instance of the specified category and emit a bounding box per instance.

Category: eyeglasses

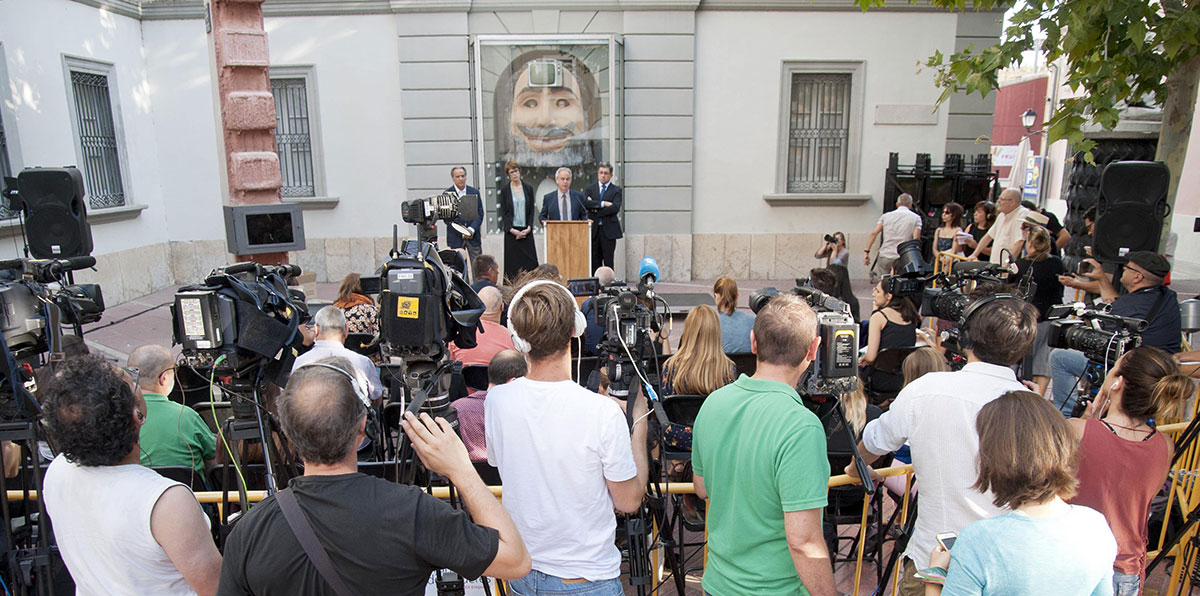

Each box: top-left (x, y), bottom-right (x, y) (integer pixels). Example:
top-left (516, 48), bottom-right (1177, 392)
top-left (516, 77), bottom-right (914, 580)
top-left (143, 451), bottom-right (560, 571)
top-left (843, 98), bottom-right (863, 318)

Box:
top-left (121, 366), bottom-right (140, 387)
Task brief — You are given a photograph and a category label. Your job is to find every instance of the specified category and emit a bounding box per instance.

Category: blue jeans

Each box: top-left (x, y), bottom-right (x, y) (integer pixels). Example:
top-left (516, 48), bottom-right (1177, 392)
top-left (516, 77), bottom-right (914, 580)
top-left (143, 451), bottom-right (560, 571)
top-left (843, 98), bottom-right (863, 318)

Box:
top-left (1113, 572), bottom-right (1139, 596)
top-left (507, 570), bottom-right (624, 595)
top-left (1050, 348), bottom-right (1088, 413)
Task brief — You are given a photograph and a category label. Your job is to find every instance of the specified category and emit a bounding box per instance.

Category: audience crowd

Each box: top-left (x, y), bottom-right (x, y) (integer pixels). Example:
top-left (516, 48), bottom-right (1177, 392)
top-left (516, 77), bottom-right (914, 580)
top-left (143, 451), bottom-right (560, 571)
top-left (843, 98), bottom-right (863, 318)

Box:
top-left (25, 183), bottom-right (1200, 596)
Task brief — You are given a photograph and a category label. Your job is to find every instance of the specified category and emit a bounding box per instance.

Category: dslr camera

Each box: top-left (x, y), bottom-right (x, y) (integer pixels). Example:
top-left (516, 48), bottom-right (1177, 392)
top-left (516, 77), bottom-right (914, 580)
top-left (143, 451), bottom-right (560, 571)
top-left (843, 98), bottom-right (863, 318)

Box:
top-left (748, 279), bottom-right (858, 396)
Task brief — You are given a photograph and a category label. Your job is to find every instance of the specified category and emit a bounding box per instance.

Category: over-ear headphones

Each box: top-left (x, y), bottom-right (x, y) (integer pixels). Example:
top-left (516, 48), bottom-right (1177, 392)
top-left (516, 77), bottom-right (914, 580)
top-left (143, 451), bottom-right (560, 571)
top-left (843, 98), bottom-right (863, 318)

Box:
top-left (957, 293), bottom-right (1017, 351)
top-left (296, 361), bottom-right (370, 409)
top-left (507, 280), bottom-right (587, 354)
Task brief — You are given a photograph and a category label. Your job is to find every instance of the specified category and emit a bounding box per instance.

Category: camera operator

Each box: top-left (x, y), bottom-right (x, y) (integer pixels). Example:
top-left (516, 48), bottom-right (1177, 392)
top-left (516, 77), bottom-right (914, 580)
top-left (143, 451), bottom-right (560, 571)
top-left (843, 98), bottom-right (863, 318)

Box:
top-left (218, 358), bottom-right (530, 594)
top-left (485, 280), bottom-right (650, 594)
top-left (692, 294), bottom-right (838, 596)
top-left (848, 296), bottom-right (1039, 596)
top-left (129, 344), bottom-right (217, 476)
top-left (580, 266), bottom-right (615, 357)
top-left (42, 355), bottom-right (222, 596)
top-left (1049, 251), bottom-right (1181, 412)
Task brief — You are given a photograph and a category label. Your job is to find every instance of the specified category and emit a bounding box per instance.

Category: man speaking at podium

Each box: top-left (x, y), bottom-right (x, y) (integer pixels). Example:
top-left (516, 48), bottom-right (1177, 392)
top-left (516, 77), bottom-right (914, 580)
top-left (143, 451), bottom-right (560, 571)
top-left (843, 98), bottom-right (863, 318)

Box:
top-left (540, 167), bottom-right (588, 224)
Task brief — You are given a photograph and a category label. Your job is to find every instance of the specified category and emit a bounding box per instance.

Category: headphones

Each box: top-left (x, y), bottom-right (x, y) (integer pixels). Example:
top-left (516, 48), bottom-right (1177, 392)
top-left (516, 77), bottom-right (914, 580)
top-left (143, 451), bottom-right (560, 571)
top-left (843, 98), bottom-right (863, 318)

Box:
top-left (957, 293), bottom-right (1017, 351)
top-left (507, 280), bottom-right (587, 354)
top-left (296, 361), bottom-right (370, 409)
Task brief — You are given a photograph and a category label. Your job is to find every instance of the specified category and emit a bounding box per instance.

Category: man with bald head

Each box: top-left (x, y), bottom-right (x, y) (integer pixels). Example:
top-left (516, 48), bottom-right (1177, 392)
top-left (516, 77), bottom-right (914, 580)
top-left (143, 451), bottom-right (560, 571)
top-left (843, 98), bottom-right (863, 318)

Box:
top-left (451, 349), bottom-right (528, 463)
top-left (128, 344), bottom-right (217, 475)
top-left (293, 306), bottom-right (383, 406)
top-left (968, 188), bottom-right (1030, 266)
top-left (218, 357), bottom-right (530, 594)
top-left (450, 286), bottom-right (516, 367)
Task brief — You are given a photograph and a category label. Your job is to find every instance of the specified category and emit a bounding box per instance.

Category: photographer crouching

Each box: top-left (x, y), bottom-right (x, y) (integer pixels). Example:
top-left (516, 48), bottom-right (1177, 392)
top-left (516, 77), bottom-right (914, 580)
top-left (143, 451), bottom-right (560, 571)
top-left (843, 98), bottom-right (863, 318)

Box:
top-left (847, 295), bottom-right (1039, 596)
top-left (1050, 251), bottom-right (1181, 413)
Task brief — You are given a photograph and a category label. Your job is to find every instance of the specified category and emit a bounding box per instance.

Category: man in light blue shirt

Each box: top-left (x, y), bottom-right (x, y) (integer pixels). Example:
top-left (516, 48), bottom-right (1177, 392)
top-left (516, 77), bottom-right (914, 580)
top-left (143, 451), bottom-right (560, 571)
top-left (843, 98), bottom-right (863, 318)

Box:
top-left (293, 306), bottom-right (383, 406)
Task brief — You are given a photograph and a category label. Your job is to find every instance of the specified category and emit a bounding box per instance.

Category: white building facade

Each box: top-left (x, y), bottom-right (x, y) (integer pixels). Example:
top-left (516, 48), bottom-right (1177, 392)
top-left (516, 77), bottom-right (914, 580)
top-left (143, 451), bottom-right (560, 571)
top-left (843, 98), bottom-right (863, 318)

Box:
top-left (0, 0), bottom-right (1004, 303)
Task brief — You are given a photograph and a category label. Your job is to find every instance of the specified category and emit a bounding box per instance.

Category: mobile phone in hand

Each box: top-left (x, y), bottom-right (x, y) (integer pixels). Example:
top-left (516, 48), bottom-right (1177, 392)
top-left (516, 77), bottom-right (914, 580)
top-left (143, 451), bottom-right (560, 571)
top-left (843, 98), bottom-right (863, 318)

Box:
top-left (936, 532), bottom-right (957, 551)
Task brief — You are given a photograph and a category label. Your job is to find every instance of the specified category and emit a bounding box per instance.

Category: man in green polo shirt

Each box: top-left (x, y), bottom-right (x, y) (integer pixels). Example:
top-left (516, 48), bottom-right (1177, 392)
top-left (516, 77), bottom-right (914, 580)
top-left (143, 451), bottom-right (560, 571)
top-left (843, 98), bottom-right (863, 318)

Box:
top-left (128, 345), bottom-right (216, 476)
top-left (692, 294), bottom-right (836, 596)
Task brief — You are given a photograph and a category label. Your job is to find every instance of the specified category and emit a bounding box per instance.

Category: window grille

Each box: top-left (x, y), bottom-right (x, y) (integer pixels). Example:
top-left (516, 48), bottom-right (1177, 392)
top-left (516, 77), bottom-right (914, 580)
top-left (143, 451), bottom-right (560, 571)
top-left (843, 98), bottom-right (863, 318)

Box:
top-left (786, 73), bottom-right (851, 193)
top-left (270, 77), bottom-right (315, 197)
top-left (70, 70), bottom-right (126, 209)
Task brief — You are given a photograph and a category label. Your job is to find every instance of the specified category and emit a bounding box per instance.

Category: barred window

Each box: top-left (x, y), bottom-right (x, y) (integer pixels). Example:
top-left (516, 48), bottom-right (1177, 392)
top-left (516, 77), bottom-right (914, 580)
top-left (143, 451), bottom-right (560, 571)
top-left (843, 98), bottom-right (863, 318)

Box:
top-left (270, 77), bottom-right (315, 198)
top-left (69, 70), bottom-right (126, 209)
top-left (786, 73), bottom-right (851, 193)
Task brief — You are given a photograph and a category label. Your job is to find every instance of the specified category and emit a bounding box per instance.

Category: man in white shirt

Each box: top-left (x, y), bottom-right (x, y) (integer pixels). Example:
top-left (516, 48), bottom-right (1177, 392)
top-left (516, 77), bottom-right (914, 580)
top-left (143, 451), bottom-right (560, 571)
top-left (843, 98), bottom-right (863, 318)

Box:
top-left (864, 193), bottom-right (923, 282)
top-left (42, 355), bottom-right (222, 596)
top-left (967, 188), bottom-right (1029, 266)
top-left (847, 295), bottom-right (1039, 596)
top-left (486, 280), bottom-right (649, 593)
top-left (293, 306), bottom-right (383, 406)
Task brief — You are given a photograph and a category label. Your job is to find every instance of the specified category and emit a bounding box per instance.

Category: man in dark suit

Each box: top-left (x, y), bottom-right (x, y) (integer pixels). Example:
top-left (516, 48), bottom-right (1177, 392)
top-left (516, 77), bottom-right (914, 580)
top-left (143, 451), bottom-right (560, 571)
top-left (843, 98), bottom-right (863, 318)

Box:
top-left (583, 163), bottom-right (623, 269)
top-left (445, 166), bottom-right (484, 261)
top-left (539, 167), bottom-right (588, 223)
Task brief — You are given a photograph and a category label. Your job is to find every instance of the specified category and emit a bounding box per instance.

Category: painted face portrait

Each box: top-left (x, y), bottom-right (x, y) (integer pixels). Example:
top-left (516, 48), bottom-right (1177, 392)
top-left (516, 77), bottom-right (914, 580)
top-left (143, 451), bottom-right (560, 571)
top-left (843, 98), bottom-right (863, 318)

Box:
top-left (494, 50), bottom-right (600, 169)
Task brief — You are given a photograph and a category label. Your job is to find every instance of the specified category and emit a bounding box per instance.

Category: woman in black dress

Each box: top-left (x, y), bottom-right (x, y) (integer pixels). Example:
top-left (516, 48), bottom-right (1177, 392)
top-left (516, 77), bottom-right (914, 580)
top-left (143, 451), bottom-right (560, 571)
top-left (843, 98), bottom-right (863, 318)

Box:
top-left (496, 161), bottom-right (538, 282)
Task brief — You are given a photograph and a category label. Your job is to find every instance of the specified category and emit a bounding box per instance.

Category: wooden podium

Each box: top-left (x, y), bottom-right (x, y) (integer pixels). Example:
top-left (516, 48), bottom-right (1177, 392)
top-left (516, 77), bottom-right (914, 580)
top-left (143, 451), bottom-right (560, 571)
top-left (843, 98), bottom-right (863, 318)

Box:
top-left (544, 220), bottom-right (591, 280)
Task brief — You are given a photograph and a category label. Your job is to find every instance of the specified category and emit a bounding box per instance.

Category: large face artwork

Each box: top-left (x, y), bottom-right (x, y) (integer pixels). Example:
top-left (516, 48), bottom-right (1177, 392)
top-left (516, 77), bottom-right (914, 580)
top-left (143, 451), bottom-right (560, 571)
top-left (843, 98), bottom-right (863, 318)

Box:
top-left (510, 66), bottom-right (588, 155)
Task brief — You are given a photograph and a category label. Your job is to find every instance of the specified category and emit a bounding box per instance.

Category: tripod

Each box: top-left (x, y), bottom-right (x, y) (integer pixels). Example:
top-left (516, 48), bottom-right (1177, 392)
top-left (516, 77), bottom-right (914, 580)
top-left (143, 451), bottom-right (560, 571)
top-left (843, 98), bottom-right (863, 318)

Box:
top-left (0, 421), bottom-right (56, 596)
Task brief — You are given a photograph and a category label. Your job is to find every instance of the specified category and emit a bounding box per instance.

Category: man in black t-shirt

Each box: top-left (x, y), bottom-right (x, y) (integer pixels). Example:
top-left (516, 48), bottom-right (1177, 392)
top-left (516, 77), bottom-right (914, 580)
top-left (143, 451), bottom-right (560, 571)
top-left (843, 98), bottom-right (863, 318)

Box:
top-left (217, 357), bottom-right (530, 595)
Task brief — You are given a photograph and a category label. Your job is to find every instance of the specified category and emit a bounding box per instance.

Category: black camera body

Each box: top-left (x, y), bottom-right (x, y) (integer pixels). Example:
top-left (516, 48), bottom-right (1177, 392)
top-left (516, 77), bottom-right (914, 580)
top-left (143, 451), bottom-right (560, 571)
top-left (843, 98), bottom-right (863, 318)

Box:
top-left (172, 263), bottom-right (306, 380)
top-left (748, 280), bottom-right (858, 396)
top-left (1046, 303), bottom-right (1145, 369)
top-left (0, 257), bottom-right (104, 360)
top-left (401, 192), bottom-right (481, 246)
top-left (595, 281), bottom-right (657, 398)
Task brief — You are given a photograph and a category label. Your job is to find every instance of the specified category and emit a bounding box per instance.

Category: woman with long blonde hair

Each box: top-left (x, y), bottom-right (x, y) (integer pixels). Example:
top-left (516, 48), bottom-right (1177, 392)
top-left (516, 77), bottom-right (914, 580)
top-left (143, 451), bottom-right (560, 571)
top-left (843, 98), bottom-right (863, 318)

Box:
top-left (662, 304), bottom-right (736, 397)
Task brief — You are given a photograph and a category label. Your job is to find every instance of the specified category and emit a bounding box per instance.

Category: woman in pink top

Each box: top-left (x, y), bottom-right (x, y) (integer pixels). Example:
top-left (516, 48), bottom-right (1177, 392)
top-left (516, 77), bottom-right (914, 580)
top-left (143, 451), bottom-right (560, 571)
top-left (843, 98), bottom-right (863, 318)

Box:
top-left (1068, 346), bottom-right (1194, 596)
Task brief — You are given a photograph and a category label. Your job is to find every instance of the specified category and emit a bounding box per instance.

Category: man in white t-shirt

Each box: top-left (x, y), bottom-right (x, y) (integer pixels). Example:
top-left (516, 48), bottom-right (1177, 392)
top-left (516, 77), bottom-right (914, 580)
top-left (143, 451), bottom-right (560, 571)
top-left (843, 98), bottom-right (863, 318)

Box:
top-left (864, 193), bottom-right (923, 282)
top-left (486, 280), bottom-right (649, 594)
top-left (41, 355), bottom-right (221, 596)
top-left (968, 188), bottom-right (1029, 266)
top-left (846, 296), bottom-right (1039, 596)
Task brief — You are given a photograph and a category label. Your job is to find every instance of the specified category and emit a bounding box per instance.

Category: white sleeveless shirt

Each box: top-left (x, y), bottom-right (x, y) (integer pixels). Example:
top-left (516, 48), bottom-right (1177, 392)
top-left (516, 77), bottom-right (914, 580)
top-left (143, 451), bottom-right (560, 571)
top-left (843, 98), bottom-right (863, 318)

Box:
top-left (43, 455), bottom-right (202, 595)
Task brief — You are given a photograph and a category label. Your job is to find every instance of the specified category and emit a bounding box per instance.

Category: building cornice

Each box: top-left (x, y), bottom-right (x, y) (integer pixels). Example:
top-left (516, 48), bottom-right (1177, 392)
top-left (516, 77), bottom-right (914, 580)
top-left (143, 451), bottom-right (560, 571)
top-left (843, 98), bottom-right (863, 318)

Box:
top-left (84, 0), bottom-right (998, 20)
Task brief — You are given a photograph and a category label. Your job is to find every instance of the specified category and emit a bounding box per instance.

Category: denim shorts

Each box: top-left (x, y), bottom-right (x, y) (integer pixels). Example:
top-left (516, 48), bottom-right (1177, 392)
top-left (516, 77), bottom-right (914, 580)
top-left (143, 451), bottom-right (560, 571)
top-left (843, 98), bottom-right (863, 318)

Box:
top-left (507, 570), bottom-right (624, 595)
top-left (1113, 572), bottom-right (1140, 596)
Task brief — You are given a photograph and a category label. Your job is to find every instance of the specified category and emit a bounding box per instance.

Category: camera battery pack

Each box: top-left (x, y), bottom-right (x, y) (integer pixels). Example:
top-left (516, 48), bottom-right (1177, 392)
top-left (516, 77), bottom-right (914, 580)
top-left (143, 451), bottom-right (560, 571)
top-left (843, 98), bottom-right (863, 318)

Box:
top-left (816, 312), bottom-right (857, 379)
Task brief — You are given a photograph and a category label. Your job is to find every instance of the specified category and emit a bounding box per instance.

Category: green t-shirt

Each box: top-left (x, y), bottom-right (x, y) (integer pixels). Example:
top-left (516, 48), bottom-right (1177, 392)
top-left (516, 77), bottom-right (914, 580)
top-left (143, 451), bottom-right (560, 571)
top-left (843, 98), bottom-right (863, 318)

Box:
top-left (138, 392), bottom-right (217, 474)
top-left (692, 375), bottom-right (829, 596)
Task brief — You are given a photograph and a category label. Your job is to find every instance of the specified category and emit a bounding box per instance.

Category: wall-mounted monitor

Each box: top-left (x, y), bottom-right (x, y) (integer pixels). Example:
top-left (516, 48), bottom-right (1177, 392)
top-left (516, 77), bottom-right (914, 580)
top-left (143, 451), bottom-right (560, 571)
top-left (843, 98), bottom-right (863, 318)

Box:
top-left (223, 203), bottom-right (306, 255)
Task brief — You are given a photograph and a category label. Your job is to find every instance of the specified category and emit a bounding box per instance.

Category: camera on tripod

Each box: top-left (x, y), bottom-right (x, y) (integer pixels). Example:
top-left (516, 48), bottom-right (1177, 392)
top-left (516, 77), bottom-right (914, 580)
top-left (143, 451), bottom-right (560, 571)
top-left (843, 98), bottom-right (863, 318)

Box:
top-left (748, 279), bottom-right (858, 396)
top-left (171, 262), bottom-right (307, 380)
top-left (360, 237), bottom-right (484, 422)
top-left (0, 257), bottom-right (104, 361)
top-left (595, 280), bottom-right (658, 399)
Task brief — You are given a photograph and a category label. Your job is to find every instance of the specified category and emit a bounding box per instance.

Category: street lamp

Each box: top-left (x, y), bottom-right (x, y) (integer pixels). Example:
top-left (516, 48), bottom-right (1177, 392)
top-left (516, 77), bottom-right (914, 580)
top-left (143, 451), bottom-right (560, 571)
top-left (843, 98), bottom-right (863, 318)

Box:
top-left (1021, 108), bottom-right (1037, 131)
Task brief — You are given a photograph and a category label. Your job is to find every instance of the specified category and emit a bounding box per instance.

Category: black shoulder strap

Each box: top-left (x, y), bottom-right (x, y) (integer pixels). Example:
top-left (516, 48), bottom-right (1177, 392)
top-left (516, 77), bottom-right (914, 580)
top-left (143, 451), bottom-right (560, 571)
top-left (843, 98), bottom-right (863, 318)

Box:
top-left (1143, 286), bottom-right (1169, 326)
top-left (275, 488), bottom-right (355, 596)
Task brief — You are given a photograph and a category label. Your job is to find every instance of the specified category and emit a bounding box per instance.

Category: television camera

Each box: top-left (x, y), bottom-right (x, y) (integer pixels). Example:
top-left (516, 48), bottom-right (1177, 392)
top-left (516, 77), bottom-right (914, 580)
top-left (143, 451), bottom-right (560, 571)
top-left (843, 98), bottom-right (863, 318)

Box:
top-left (748, 279), bottom-right (858, 396)
top-left (401, 192), bottom-right (480, 248)
top-left (171, 262), bottom-right (307, 495)
top-left (366, 235), bottom-right (484, 424)
top-left (595, 258), bottom-right (666, 399)
top-left (1046, 302), bottom-right (1145, 416)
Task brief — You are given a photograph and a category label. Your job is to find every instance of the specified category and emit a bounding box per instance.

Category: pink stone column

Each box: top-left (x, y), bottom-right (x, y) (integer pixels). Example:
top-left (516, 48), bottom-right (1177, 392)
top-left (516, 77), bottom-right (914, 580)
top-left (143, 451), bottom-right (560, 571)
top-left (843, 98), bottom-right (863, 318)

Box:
top-left (206, 0), bottom-right (288, 266)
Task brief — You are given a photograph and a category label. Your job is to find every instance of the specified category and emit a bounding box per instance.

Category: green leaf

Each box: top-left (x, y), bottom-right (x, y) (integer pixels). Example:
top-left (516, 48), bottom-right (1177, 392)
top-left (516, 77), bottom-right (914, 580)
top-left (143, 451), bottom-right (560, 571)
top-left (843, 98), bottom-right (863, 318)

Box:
top-left (1128, 18), bottom-right (1147, 50)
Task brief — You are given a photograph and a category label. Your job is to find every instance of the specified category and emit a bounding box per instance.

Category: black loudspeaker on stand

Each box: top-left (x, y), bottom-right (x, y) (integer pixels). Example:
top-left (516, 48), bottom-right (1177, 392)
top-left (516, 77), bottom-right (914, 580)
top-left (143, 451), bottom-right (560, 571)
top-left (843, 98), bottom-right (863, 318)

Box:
top-left (16, 168), bottom-right (94, 260)
top-left (1092, 161), bottom-right (1170, 262)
